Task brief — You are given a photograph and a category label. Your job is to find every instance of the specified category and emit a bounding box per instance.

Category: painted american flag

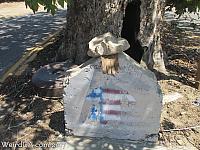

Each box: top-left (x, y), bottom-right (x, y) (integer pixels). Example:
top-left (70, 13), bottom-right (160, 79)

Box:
top-left (86, 87), bottom-right (136, 124)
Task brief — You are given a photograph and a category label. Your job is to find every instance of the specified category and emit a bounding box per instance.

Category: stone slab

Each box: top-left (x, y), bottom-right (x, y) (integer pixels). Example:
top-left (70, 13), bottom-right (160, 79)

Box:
top-left (63, 52), bottom-right (162, 141)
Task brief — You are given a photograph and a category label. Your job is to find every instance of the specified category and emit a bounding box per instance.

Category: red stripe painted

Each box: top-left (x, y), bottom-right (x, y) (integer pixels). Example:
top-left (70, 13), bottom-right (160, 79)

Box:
top-left (100, 100), bottom-right (121, 105)
top-left (103, 110), bottom-right (121, 115)
top-left (102, 88), bottom-right (128, 94)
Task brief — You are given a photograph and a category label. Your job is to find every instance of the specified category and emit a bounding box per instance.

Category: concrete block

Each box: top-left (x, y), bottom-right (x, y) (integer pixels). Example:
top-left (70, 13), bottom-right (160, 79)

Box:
top-left (63, 52), bottom-right (162, 141)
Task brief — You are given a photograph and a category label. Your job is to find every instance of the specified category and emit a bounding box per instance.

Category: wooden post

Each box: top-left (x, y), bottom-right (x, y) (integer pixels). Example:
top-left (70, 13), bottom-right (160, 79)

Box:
top-left (196, 59), bottom-right (200, 90)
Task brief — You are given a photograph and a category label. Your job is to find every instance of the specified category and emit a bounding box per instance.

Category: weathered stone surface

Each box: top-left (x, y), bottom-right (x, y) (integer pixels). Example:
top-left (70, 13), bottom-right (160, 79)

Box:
top-left (88, 32), bottom-right (130, 57)
top-left (63, 52), bottom-right (162, 141)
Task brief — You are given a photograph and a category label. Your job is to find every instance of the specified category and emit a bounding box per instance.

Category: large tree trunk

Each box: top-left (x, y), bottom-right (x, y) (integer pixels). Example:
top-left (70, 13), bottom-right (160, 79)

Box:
top-left (59, 0), bottom-right (166, 73)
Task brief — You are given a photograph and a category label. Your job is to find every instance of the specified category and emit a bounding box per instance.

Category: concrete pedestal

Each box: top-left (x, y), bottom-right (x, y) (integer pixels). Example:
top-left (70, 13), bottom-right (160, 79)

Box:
top-left (63, 53), bottom-right (162, 141)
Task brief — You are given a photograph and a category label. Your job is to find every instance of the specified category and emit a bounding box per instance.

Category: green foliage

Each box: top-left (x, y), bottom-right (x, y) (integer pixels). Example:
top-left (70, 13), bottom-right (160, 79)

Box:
top-left (166, 0), bottom-right (200, 15)
top-left (25, 0), bottom-right (69, 15)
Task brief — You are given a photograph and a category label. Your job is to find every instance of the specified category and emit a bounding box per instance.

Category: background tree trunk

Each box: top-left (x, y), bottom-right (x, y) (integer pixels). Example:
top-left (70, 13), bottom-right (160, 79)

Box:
top-left (59, 0), bottom-right (166, 73)
top-left (139, 0), bottom-right (166, 73)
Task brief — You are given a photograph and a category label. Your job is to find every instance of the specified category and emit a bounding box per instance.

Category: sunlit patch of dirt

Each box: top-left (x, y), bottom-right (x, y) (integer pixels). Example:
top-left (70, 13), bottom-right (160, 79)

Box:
top-left (159, 22), bottom-right (200, 149)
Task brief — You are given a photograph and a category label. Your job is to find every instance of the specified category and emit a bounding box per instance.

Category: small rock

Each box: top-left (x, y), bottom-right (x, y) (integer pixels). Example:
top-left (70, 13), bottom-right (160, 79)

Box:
top-left (36, 120), bottom-right (42, 124)
top-left (108, 144), bottom-right (114, 150)
top-left (163, 92), bottom-right (183, 104)
top-left (0, 114), bottom-right (6, 120)
top-left (55, 131), bottom-right (60, 136)
top-left (58, 134), bottom-right (64, 139)
top-left (192, 98), bottom-right (200, 107)
top-left (104, 143), bottom-right (108, 147)
top-left (58, 134), bottom-right (63, 138)
top-left (176, 139), bottom-right (184, 146)
top-left (2, 103), bottom-right (8, 107)
top-left (36, 128), bottom-right (42, 132)
top-left (18, 130), bottom-right (25, 136)
top-left (180, 112), bottom-right (186, 115)
top-left (184, 131), bottom-right (190, 137)
top-left (159, 133), bottom-right (163, 139)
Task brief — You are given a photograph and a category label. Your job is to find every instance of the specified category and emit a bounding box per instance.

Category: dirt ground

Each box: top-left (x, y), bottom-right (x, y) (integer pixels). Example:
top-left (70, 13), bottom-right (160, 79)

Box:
top-left (159, 22), bottom-right (200, 149)
top-left (0, 0), bottom-right (23, 3)
top-left (0, 33), bottom-right (65, 149)
top-left (0, 8), bottom-right (200, 150)
top-left (0, 2), bottom-right (45, 19)
top-left (0, 2), bottom-right (67, 19)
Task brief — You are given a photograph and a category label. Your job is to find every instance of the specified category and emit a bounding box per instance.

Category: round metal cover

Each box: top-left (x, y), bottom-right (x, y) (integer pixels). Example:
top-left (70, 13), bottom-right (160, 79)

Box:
top-left (32, 61), bottom-right (74, 98)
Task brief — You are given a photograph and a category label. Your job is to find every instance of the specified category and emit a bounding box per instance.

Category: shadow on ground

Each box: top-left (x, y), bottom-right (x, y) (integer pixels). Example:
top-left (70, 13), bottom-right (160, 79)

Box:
top-left (0, 35), bottom-right (66, 148)
top-left (49, 111), bottom-right (65, 134)
top-left (55, 137), bottom-right (157, 150)
top-left (159, 22), bottom-right (200, 89)
top-left (0, 9), bottom-right (66, 76)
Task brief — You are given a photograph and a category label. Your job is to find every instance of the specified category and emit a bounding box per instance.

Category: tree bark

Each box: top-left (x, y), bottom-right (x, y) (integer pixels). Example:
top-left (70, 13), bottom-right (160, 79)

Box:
top-left (60, 0), bottom-right (126, 65)
top-left (59, 0), bottom-right (166, 73)
top-left (139, 0), bottom-right (167, 73)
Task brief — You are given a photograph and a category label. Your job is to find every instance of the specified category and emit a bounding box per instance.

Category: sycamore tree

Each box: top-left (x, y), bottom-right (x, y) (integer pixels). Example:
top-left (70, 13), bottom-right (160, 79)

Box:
top-left (25, 0), bottom-right (167, 73)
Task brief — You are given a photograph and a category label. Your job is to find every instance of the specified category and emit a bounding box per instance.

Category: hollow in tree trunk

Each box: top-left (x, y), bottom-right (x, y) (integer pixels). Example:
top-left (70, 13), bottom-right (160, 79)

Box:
top-left (58, 0), bottom-right (167, 73)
